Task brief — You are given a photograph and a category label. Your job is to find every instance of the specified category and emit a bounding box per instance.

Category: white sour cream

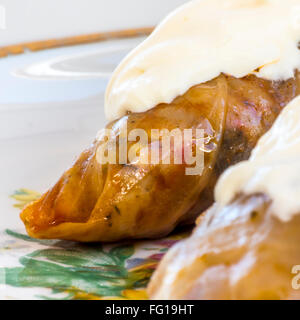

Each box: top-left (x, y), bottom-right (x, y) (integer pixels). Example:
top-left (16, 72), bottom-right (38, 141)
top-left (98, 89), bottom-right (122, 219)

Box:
top-left (105, 0), bottom-right (300, 121)
top-left (215, 96), bottom-right (300, 222)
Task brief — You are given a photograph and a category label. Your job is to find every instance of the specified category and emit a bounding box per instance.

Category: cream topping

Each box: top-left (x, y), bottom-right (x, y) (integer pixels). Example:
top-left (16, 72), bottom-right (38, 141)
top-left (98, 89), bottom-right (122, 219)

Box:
top-left (105, 0), bottom-right (300, 121)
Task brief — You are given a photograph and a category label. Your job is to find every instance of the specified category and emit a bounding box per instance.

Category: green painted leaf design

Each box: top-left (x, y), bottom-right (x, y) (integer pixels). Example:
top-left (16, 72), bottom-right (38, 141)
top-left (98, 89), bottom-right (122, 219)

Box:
top-left (0, 230), bottom-right (156, 299)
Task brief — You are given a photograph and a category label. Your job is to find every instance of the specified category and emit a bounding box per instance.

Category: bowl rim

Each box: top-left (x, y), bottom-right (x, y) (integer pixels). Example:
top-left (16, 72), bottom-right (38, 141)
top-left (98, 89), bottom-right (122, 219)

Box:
top-left (0, 26), bottom-right (153, 59)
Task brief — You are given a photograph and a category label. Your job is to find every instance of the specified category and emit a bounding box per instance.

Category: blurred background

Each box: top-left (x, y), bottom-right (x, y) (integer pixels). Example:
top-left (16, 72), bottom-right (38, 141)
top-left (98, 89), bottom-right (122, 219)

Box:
top-left (0, 0), bottom-right (188, 46)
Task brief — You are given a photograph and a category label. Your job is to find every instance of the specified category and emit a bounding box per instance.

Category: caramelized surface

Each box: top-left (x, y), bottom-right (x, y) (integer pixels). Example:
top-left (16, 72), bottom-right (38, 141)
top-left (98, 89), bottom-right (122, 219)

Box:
top-left (21, 73), bottom-right (300, 242)
top-left (148, 194), bottom-right (300, 300)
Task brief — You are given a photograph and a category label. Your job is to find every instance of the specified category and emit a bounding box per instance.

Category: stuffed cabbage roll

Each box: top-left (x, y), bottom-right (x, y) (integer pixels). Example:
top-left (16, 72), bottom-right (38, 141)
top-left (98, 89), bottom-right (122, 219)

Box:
top-left (21, 73), bottom-right (300, 242)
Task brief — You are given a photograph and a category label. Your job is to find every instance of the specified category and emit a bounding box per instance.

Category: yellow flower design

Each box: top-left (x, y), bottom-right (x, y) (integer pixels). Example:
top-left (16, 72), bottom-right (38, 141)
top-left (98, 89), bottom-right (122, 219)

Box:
top-left (11, 189), bottom-right (41, 209)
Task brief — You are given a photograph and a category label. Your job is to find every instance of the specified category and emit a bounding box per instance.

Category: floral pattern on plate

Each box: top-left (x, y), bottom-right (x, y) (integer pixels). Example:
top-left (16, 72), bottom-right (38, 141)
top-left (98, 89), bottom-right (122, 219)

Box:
top-left (0, 190), bottom-right (189, 300)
